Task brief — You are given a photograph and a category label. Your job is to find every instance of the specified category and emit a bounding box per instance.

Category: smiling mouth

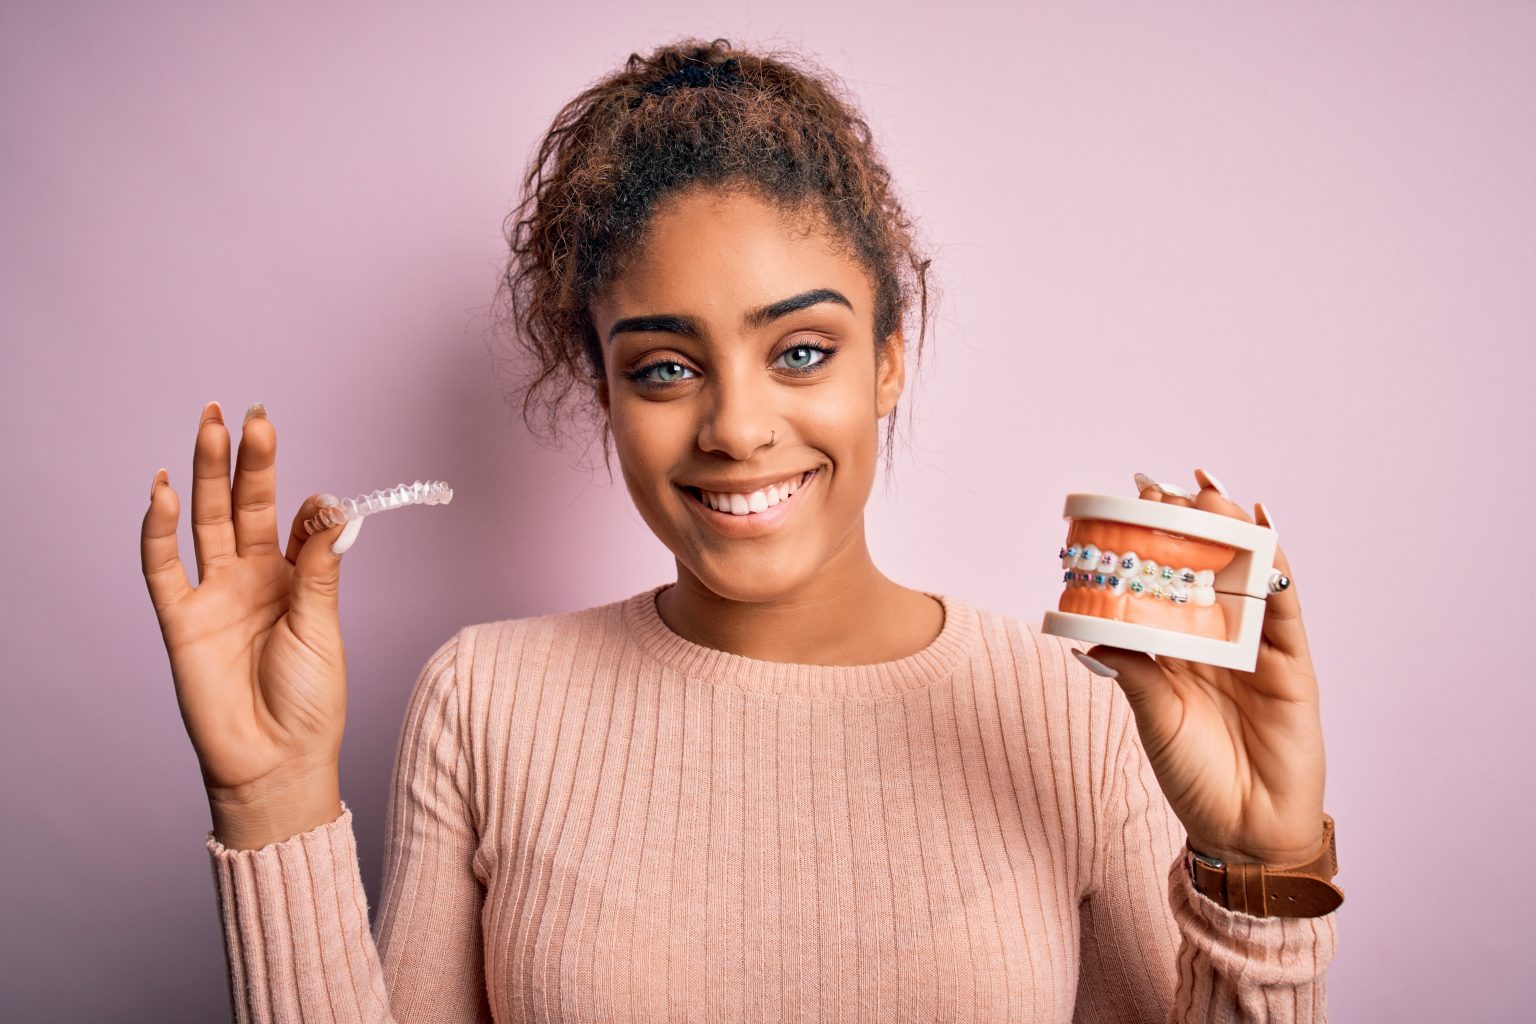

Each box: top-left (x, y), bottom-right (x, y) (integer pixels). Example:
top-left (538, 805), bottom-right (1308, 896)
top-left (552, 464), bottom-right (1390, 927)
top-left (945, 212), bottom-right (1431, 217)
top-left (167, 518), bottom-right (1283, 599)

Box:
top-left (680, 469), bottom-right (817, 516)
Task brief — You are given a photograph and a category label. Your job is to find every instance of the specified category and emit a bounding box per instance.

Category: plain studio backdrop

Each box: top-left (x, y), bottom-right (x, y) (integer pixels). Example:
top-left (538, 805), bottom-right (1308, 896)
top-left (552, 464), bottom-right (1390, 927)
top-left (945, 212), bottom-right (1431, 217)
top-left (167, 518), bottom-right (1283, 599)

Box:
top-left (2, 2), bottom-right (1531, 1020)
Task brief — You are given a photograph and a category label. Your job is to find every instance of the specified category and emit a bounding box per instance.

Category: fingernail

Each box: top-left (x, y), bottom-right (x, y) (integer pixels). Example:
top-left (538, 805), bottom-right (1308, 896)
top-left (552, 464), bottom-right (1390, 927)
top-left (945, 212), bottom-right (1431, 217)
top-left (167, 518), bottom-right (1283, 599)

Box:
top-left (149, 467), bottom-right (166, 502)
top-left (243, 402), bottom-right (267, 425)
top-left (331, 516), bottom-right (364, 556)
top-left (1133, 472), bottom-right (1194, 500)
top-left (1071, 648), bottom-right (1119, 678)
top-left (1256, 501), bottom-right (1278, 531)
top-left (1194, 468), bottom-right (1229, 498)
top-left (202, 401), bottom-right (223, 425)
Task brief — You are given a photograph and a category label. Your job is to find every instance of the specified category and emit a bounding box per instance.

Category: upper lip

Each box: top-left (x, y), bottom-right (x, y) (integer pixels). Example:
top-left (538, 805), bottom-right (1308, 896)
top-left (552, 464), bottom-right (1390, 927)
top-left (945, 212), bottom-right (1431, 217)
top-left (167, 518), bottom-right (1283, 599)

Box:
top-left (678, 468), bottom-right (816, 494)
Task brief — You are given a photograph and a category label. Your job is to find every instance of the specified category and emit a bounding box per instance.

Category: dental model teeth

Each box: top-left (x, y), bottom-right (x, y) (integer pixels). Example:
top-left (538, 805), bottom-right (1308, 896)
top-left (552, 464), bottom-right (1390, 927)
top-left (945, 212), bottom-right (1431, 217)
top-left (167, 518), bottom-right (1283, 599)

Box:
top-left (1077, 544), bottom-right (1101, 571)
top-left (1057, 546), bottom-right (1217, 607)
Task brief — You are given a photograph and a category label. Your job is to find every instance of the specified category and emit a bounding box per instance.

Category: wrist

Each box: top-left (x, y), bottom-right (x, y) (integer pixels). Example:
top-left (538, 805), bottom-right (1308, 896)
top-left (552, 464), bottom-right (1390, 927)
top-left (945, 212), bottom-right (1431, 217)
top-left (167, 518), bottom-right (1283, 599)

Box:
top-left (207, 765), bottom-right (342, 851)
top-left (1185, 814), bottom-right (1342, 918)
top-left (1189, 826), bottom-right (1330, 867)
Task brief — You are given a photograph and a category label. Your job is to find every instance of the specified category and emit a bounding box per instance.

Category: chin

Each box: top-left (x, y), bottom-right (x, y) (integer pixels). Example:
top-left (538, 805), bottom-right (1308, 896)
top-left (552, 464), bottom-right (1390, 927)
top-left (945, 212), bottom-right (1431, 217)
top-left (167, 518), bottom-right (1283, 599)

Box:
top-left (679, 556), bottom-right (815, 605)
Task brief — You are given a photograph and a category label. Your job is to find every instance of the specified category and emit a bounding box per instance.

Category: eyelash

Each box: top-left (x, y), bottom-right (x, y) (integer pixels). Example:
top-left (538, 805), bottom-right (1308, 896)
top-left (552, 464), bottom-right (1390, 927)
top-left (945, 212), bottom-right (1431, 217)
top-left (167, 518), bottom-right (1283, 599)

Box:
top-left (623, 341), bottom-right (839, 389)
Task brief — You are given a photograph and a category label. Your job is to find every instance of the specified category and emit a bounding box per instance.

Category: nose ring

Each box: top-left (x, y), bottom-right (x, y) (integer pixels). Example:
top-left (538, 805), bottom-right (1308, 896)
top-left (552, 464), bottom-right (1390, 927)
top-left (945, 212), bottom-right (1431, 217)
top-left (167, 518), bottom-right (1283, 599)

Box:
top-left (767, 429), bottom-right (776, 446)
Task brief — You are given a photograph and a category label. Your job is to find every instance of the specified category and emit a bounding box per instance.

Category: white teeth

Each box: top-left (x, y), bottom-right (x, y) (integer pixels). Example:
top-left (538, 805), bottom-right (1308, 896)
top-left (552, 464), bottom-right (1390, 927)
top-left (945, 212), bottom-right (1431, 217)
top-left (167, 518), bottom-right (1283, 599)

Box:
top-left (1056, 544), bottom-right (1224, 608)
top-left (700, 471), bottom-right (808, 515)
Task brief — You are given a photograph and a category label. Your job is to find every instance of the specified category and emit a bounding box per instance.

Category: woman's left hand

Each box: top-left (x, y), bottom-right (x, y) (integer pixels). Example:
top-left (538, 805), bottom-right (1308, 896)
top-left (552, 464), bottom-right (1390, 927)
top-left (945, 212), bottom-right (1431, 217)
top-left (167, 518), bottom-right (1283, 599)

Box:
top-left (1074, 468), bottom-right (1328, 865)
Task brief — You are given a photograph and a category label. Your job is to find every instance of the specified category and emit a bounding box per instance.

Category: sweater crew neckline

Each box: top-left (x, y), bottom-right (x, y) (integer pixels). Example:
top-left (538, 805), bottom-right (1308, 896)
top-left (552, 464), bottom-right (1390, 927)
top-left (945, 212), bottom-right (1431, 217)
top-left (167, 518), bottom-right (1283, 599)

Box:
top-left (622, 582), bottom-right (979, 698)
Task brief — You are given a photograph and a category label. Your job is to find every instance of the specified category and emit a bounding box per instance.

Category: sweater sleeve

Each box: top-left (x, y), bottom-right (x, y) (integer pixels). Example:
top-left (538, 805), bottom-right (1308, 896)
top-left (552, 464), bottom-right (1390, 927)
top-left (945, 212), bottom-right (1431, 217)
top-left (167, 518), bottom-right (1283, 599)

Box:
top-left (1074, 697), bottom-right (1339, 1023)
top-left (204, 630), bottom-right (493, 1023)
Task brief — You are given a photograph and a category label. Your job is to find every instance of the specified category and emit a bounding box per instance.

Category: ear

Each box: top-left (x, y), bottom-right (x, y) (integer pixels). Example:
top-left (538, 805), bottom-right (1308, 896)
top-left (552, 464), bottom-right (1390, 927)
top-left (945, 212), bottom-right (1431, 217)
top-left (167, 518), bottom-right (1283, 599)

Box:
top-left (596, 375), bottom-right (610, 415)
top-left (874, 330), bottom-right (905, 419)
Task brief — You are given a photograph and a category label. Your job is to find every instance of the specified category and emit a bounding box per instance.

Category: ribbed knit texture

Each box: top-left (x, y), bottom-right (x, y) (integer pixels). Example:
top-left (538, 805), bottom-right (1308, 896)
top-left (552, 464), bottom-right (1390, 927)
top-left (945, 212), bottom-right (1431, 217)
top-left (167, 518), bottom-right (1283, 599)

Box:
top-left (206, 582), bottom-right (1337, 1022)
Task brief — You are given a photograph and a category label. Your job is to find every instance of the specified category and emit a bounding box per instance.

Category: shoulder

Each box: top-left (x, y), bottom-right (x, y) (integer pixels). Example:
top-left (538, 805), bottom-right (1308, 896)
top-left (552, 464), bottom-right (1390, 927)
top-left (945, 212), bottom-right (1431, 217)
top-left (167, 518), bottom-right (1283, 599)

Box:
top-left (956, 595), bottom-right (1134, 741)
top-left (959, 597), bottom-right (1101, 685)
top-left (439, 592), bottom-right (633, 696)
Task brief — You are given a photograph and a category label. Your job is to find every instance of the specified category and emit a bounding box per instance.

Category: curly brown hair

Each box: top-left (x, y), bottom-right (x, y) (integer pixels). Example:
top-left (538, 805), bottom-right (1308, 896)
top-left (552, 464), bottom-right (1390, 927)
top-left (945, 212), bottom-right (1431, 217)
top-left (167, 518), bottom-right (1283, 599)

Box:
top-left (490, 36), bottom-right (937, 478)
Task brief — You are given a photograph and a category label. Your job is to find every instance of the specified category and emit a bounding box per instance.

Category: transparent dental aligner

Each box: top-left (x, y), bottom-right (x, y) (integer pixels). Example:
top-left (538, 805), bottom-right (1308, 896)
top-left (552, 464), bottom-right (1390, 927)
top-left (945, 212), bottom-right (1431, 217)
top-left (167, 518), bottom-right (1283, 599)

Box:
top-left (302, 479), bottom-right (453, 536)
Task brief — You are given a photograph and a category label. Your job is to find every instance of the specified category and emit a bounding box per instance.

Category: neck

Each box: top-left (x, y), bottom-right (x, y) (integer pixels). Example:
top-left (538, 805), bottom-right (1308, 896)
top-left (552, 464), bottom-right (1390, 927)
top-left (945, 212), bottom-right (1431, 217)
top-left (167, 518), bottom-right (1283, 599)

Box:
top-left (657, 527), bottom-right (940, 666)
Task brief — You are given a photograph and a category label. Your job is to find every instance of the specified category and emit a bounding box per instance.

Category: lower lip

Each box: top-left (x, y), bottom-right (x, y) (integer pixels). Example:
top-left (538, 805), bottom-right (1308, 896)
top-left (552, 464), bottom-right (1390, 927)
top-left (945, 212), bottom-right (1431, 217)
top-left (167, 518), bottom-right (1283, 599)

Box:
top-left (679, 469), bottom-right (819, 538)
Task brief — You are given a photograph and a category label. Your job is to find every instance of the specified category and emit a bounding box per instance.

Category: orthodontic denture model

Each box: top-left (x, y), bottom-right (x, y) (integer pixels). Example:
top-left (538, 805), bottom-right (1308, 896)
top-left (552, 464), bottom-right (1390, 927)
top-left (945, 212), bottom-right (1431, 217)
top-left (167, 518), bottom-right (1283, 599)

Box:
top-left (1040, 493), bottom-right (1280, 671)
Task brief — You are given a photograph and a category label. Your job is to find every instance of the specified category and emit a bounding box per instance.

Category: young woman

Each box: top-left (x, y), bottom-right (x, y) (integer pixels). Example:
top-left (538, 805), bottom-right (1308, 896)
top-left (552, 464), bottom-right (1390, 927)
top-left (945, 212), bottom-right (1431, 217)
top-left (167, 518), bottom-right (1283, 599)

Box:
top-left (141, 38), bottom-right (1338, 1022)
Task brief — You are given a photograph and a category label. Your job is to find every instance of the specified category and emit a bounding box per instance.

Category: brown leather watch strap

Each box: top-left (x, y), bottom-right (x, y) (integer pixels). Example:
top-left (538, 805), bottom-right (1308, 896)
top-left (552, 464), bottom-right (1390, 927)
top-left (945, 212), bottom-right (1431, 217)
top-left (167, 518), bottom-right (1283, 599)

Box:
top-left (1187, 813), bottom-right (1344, 918)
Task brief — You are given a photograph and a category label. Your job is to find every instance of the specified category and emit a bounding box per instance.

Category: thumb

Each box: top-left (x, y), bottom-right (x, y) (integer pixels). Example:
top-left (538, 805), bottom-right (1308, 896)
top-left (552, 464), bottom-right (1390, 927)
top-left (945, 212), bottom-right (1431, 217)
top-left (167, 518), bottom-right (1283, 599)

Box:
top-left (290, 515), bottom-right (364, 627)
top-left (1071, 645), bottom-right (1175, 725)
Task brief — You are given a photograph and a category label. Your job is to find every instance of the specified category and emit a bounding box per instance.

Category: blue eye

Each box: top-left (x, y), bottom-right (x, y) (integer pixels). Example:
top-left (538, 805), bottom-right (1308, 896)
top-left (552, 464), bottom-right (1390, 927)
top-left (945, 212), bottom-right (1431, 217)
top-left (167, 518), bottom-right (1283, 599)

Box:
top-left (777, 344), bottom-right (832, 371)
top-left (623, 341), bottom-right (838, 389)
top-left (627, 361), bottom-right (695, 385)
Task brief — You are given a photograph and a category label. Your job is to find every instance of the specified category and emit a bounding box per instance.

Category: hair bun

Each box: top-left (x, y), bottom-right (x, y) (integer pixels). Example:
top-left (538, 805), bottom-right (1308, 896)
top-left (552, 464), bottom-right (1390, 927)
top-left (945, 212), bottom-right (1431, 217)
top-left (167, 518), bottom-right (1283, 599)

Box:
top-left (641, 56), bottom-right (745, 99)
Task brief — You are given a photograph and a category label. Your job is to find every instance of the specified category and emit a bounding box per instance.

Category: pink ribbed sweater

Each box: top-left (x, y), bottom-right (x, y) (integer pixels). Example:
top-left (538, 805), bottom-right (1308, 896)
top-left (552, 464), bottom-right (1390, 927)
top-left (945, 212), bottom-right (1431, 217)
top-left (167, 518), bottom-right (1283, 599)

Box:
top-left (206, 583), bottom-right (1337, 1022)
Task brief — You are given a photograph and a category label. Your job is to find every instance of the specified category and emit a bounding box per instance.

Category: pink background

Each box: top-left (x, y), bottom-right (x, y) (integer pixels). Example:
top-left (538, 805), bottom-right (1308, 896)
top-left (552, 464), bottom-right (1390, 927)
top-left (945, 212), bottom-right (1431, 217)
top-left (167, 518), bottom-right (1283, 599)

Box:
top-left (4, 2), bottom-right (1531, 1019)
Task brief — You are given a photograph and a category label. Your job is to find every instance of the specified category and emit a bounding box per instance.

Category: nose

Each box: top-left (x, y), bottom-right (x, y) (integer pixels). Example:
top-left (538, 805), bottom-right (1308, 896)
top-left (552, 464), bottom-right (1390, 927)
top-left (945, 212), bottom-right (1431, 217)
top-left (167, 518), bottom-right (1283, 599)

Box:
top-left (694, 363), bottom-right (780, 460)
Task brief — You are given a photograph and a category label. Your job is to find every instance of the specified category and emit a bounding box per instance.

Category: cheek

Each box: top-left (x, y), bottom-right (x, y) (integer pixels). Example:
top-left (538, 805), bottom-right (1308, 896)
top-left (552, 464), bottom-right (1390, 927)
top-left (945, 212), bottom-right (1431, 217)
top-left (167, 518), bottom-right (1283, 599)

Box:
top-left (801, 378), bottom-right (875, 436)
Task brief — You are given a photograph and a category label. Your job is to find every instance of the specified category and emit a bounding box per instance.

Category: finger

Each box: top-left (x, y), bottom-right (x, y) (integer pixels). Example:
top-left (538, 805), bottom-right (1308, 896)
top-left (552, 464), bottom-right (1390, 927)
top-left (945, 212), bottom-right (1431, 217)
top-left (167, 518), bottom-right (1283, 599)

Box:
top-left (1190, 466), bottom-right (1256, 523)
top-left (232, 404), bottom-right (280, 557)
top-left (1133, 472), bottom-right (1194, 508)
top-left (141, 468), bottom-right (194, 616)
top-left (285, 493), bottom-right (346, 565)
top-left (1255, 501), bottom-right (1309, 660)
top-left (190, 401), bottom-right (236, 583)
top-left (288, 501), bottom-right (362, 647)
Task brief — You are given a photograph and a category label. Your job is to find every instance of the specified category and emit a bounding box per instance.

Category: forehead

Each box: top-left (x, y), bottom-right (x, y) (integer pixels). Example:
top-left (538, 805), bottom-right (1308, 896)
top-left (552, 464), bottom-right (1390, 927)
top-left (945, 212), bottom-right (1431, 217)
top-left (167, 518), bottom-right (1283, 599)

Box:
top-left (595, 188), bottom-right (870, 325)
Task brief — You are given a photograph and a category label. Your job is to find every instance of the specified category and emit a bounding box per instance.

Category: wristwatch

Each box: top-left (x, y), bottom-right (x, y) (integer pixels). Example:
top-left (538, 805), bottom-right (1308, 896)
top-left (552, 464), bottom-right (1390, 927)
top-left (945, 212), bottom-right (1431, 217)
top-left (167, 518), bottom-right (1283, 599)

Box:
top-left (1185, 813), bottom-right (1343, 918)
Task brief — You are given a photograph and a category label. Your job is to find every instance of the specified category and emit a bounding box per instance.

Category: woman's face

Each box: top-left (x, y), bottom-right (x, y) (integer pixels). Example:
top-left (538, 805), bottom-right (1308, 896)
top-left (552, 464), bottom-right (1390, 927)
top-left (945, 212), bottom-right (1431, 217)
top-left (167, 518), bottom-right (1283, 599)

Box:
top-left (591, 186), bottom-right (905, 603)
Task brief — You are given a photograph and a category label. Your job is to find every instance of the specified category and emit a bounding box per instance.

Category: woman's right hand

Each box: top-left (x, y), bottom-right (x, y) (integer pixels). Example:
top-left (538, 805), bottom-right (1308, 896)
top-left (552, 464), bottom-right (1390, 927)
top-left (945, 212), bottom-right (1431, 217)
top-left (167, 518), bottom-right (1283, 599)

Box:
top-left (140, 401), bottom-right (364, 825)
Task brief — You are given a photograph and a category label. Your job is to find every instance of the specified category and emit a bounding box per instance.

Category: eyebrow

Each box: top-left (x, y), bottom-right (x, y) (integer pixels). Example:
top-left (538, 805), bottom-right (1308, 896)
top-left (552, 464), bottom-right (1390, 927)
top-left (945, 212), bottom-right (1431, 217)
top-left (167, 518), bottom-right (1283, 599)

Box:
top-left (606, 287), bottom-right (854, 346)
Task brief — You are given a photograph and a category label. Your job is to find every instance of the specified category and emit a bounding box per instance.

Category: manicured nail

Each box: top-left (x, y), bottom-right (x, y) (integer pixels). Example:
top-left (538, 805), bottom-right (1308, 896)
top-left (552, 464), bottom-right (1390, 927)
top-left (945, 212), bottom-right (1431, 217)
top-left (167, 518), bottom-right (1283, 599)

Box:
top-left (149, 468), bottom-right (166, 502)
top-left (1255, 501), bottom-right (1278, 532)
top-left (1071, 648), bottom-right (1119, 678)
top-left (243, 402), bottom-right (267, 425)
top-left (331, 516), bottom-right (364, 556)
top-left (201, 401), bottom-right (223, 425)
top-left (1194, 468), bottom-right (1229, 498)
top-left (1133, 472), bottom-right (1193, 500)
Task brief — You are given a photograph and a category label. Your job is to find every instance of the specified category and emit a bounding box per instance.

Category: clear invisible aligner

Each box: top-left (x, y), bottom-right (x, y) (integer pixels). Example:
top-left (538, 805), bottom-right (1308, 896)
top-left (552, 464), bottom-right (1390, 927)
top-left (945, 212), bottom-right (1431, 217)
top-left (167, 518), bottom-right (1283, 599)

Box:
top-left (302, 479), bottom-right (453, 536)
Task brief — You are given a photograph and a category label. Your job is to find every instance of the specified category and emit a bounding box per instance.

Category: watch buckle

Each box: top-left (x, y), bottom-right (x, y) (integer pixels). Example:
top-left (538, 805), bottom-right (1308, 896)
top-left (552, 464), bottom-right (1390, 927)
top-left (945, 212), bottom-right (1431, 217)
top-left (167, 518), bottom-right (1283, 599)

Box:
top-left (1188, 847), bottom-right (1225, 883)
